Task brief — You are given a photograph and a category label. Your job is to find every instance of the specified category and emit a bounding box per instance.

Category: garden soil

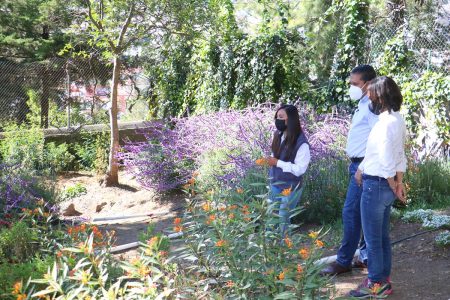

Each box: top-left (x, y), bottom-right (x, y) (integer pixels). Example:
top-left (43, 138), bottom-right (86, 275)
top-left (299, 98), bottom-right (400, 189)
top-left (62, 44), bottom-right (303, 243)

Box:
top-left (57, 172), bottom-right (449, 300)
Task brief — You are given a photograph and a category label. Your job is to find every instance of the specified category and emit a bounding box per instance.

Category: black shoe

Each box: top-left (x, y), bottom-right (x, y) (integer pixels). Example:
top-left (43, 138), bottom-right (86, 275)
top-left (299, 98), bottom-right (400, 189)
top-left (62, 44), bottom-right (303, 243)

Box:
top-left (320, 262), bottom-right (352, 276)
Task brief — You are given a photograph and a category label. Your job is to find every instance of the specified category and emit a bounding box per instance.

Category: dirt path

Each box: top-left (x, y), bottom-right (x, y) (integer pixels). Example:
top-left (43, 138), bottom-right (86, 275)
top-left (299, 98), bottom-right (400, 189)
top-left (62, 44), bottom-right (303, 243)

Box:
top-left (56, 172), bottom-right (449, 299)
top-left (327, 220), bottom-right (450, 299)
top-left (57, 171), bottom-right (185, 247)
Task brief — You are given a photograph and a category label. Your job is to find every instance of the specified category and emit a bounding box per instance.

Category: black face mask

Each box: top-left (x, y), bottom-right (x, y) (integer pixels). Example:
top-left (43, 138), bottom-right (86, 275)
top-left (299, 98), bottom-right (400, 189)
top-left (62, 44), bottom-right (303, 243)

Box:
top-left (369, 101), bottom-right (382, 115)
top-left (275, 119), bottom-right (287, 131)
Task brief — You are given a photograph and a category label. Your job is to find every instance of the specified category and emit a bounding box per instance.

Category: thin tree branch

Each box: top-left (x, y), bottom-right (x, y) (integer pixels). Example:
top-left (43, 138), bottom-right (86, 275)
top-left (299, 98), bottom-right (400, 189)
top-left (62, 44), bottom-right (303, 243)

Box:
top-left (117, 3), bottom-right (136, 51)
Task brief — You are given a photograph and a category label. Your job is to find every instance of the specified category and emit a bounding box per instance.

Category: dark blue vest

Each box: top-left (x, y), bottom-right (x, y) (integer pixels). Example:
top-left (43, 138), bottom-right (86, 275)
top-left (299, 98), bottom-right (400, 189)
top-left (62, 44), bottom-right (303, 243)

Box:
top-left (269, 132), bottom-right (309, 190)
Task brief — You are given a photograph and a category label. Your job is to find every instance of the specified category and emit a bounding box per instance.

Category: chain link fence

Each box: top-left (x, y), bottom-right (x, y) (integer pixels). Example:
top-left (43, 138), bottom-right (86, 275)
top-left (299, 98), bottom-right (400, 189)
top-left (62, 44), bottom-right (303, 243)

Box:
top-left (0, 57), bottom-right (151, 131)
top-left (365, 17), bottom-right (450, 75)
top-left (0, 9), bottom-right (449, 131)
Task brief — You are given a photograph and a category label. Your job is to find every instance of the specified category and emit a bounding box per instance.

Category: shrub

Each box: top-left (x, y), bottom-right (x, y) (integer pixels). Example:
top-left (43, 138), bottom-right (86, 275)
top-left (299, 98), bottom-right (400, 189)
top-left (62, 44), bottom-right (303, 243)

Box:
top-left (404, 158), bottom-right (450, 209)
top-left (0, 124), bottom-right (75, 174)
top-left (435, 231), bottom-right (450, 247)
top-left (0, 164), bottom-right (51, 214)
top-left (402, 209), bottom-right (434, 223)
top-left (74, 131), bottom-right (110, 174)
top-left (0, 124), bottom-right (45, 172)
top-left (122, 104), bottom-right (349, 194)
top-left (43, 142), bottom-right (75, 173)
top-left (178, 174), bottom-right (332, 298)
top-left (422, 215), bottom-right (450, 230)
top-left (61, 183), bottom-right (87, 200)
top-left (0, 256), bottom-right (54, 300)
top-left (0, 221), bottom-right (37, 263)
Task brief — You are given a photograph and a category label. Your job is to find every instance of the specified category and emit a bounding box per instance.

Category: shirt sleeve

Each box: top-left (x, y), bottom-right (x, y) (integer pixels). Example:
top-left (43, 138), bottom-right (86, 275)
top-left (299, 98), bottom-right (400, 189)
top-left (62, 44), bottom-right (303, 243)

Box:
top-left (378, 122), bottom-right (397, 178)
top-left (276, 143), bottom-right (310, 176)
top-left (396, 123), bottom-right (407, 172)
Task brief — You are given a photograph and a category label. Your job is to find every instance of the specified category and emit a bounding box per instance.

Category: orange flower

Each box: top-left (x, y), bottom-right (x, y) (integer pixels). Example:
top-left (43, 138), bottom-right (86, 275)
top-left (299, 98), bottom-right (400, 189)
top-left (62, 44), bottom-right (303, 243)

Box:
top-left (148, 236), bottom-right (159, 246)
top-left (158, 250), bottom-right (168, 257)
top-left (12, 281), bottom-right (22, 294)
top-left (174, 225), bottom-right (183, 232)
top-left (226, 280), bottom-right (234, 288)
top-left (315, 239), bottom-right (324, 248)
top-left (56, 251), bottom-right (63, 258)
top-left (219, 206), bottom-right (226, 212)
top-left (187, 178), bottom-right (195, 185)
top-left (308, 231), bottom-right (319, 239)
top-left (284, 236), bottom-right (293, 249)
top-left (206, 214), bottom-right (216, 225)
top-left (192, 171), bottom-right (200, 177)
top-left (228, 213), bottom-right (235, 219)
top-left (277, 271), bottom-right (285, 281)
top-left (244, 217), bottom-right (251, 222)
top-left (216, 240), bottom-right (227, 247)
top-left (255, 158), bottom-right (267, 166)
top-left (299, 248), bottom-right (309, 259)
top-left (16, 294), bottom-right (27, 300)
top-left (229, 205), bottom-right (238, 210)
top-left (236, 188), bottom-right (244, 194)
top-left (138, 265), bottom-right (151, 277)
top-left (202, 202), bottom-right (211, 212)
top-left (297, 264), bottom-right (303, 274)
top-left (182, 184), bottom-right (191, 190)
top-left (281, 187), bottom-right (292, 196)
top-left (173, 217), bottom-right (182, 225)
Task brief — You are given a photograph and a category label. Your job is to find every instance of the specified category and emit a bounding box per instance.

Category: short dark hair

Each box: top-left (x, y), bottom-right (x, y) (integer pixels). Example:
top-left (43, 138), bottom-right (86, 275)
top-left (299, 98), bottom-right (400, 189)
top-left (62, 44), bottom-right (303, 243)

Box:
top-left (350, 65), bottom-right (377, 82)
top-left (368, 76), bottom-right (403, 113)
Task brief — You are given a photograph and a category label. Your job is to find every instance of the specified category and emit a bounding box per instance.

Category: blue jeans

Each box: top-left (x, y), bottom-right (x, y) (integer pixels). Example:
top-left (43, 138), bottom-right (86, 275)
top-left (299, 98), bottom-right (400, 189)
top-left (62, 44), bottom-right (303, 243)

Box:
top-left (336, 162), bottom-right (367, 267)
top-left (361, 176), bottom-right (396, 283)
top-left (269, 185), bottom-right (303, 236)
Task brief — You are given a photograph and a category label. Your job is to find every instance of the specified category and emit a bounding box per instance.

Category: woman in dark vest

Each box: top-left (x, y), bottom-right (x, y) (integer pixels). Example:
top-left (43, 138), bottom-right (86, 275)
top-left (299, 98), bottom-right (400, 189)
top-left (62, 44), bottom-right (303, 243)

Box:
top-left (266, 104), bottom-right (310, 236)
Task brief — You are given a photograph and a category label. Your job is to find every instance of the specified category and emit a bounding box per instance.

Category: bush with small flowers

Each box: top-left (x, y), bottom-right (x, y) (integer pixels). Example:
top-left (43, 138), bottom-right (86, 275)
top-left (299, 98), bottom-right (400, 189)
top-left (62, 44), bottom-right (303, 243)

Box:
top-left (177, 171), bottom-right (332, 299)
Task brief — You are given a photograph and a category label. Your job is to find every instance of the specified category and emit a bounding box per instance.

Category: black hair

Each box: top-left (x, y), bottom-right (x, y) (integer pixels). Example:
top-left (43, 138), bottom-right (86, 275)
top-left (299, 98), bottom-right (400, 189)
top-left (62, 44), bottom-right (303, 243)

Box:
top-left (368, 76), bottom-right (403, 113)
top-left (350, 65), bottom-right (377, 82)
top-left (271, 104), bottom-right (303, 159)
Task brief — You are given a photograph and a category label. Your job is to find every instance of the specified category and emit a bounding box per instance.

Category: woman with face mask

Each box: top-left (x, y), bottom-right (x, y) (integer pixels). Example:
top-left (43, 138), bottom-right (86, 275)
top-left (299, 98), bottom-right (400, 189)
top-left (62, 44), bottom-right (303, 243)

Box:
top-left (349, 76), bottom-right (407, 298)
top-left (265, 104), bottom-right (310, 236)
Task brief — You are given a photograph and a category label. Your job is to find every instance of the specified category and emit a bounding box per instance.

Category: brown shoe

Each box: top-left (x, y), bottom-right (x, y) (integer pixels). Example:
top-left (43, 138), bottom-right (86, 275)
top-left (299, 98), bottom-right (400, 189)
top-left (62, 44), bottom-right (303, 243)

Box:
top-left (320, 262), bottom-right (352, 276)
top-left (351, 260), bottom-right (367, 269)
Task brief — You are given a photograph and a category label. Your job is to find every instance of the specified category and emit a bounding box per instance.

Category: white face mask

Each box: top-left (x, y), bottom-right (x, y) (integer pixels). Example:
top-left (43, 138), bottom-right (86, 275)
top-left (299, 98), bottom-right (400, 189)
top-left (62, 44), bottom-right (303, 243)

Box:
top-left (348, 85), bottom-right (363, 100)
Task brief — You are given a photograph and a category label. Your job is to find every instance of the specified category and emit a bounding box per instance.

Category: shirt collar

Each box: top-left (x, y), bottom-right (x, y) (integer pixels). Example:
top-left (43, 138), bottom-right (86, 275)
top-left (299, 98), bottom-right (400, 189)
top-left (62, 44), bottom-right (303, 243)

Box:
top-left (359, 95), bottom-right (369, 104)
top-left (379, 110), bottom-right (394, 120)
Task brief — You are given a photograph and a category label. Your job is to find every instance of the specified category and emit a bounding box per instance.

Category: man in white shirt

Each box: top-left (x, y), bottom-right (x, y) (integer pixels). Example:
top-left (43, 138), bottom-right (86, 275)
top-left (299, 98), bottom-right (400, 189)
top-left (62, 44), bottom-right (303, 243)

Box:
top-left (321, 65), bottom-right (378, 276)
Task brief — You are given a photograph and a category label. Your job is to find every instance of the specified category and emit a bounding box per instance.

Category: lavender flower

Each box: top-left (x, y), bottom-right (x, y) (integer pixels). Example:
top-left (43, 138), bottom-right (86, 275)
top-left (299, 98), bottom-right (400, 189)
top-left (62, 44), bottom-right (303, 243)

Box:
top-left (121, 103), bottom-right (350, 192)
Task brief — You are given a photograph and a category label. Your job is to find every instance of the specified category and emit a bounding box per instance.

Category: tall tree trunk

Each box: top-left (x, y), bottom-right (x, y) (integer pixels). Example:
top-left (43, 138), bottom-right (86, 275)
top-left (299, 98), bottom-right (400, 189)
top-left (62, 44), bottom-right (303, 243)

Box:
top-left (104, 56), bottom-right (121, 186)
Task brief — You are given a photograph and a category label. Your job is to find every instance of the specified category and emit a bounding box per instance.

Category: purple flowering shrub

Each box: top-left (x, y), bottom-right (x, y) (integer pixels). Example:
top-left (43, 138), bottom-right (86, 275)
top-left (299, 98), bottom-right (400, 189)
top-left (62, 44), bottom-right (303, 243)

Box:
top-left (0, 164), bottom-right (56, 216)
top-left (122, 103), bottom-right (350, 194)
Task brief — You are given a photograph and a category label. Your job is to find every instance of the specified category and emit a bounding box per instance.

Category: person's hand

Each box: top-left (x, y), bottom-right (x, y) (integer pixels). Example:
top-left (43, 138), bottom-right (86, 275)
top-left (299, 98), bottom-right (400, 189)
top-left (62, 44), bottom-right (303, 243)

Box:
top-left (354, 169), bottom-right (362, 186)
top-left (266, 157), bottom-right (278, 167)
top-left (395, 183), bottom-right (407, 203)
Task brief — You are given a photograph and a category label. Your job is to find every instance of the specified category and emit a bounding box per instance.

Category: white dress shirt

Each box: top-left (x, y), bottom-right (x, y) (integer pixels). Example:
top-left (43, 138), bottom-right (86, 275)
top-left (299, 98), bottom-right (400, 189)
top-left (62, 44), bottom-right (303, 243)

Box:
top-left (358, 110), bottom-right (407, 178)
top-left (275, 135), bottom-right (311, 177)
top-left (346, 96), bottom-right (379, 158)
